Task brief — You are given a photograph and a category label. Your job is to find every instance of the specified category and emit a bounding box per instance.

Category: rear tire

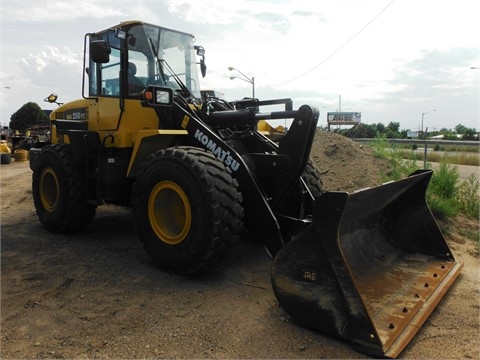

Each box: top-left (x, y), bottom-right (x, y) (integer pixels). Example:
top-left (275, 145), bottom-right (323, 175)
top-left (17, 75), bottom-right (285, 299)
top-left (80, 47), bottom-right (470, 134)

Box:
top-left (32, 144), bottom-right (96, 232)
top-left (132, 146), bottom-right (244, 274)
top-left (0, 153), bottom-right (11, 164)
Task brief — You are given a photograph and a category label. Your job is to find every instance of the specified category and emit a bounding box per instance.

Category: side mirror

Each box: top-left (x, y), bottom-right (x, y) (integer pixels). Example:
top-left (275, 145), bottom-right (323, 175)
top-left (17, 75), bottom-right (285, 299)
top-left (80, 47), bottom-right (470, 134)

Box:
top-left (200, 59), bottom-right (207, 78)
top-left (141, 86), bottom-right (174, 107)
top-left (194, 45), bottom-right (207, 78)
top-left (90, 40), bottom-right (111, 63)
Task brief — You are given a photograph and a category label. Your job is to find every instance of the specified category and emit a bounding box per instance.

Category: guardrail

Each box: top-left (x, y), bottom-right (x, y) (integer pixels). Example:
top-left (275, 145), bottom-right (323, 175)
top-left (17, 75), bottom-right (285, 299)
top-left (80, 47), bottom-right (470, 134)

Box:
top-left (352, 138), bottom-right (479, 147)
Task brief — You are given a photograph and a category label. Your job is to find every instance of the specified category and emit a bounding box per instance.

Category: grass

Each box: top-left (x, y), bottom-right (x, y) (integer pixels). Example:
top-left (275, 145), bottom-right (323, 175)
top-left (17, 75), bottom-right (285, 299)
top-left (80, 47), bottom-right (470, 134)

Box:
top-left (377, 141), bottom-right (479, 166)
top-left (409, 149), bottom-right (479, 166)
top-left (457, 174), bottom-right (480, 219)
top-left (370, 135), bottom-right (480, 224)
top-left (369, 135), bottom-right (479, 252)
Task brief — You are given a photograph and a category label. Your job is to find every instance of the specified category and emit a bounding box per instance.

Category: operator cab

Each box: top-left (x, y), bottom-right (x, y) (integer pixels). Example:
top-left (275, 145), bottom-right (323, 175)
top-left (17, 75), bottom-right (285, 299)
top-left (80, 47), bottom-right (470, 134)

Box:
top-left (85, 21), bottom-right (206, 101)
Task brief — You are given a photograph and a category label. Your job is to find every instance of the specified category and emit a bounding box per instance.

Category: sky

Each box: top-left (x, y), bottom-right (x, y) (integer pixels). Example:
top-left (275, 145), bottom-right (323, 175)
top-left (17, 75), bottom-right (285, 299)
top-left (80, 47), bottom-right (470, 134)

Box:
top-left (0, 0), bottom-right (479, 132)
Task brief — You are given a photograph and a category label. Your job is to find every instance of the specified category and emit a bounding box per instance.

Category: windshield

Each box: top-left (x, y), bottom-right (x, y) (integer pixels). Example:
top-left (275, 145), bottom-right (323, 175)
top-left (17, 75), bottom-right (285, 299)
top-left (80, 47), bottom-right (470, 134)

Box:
top-left (127, 23), bottom-right (201, 98)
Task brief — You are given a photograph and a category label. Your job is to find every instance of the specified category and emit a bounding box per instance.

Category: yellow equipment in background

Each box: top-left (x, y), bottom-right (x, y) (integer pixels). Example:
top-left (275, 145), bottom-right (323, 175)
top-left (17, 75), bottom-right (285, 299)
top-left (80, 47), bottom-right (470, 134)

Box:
top-left (0, 140), bottom-right (12, 164)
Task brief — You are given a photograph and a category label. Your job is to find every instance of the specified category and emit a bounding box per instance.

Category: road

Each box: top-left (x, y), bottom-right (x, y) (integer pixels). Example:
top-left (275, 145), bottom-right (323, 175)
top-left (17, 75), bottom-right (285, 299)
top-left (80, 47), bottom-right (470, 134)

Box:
top-left (414, 161), bottom-right (479, 197)
top-left (416, 161), bottom-right (479, 181)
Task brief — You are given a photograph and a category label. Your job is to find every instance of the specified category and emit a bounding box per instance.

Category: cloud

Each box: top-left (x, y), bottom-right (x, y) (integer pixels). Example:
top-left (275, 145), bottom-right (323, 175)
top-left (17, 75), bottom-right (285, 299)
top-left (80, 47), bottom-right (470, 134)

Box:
top-left (16, 46), bottom-right (81, 79)
top-left (164, 0), bottom-right (325, 36)
top-left (388, 48), bottom-right (478, 99)
top-left (17, 46), bottom-right (79, 74)
top-left (1, 0), bottom-right (477, 131)
top-left (3, 0), bottom-right (126, 22)
top-left (17, 54), bottom-right (47, 74)
top-left (10, 45), bottom-right (83, 111)
top-left (292, 9), bottom-right (327, 22)
top-left (166, 1), bottom-right (242, 25)
top-left (354, 48), bottom-right (479, 130)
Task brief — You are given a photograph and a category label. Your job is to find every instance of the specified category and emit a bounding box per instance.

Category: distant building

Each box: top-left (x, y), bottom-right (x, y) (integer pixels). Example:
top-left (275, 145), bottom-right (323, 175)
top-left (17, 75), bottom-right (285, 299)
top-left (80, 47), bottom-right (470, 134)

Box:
top-left (0, 125), bottom-right (10, 140)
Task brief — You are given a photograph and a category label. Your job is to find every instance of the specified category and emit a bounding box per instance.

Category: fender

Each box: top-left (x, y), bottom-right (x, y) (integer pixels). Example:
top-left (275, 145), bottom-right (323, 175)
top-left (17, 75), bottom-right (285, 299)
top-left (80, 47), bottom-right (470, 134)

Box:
top-left (127, 129), bottom-right (188, 177)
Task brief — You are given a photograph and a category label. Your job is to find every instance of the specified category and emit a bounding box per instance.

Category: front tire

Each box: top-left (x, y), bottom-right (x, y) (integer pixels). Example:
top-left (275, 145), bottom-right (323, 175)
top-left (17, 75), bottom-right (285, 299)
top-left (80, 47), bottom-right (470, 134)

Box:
top-left (302, 161), bottom-right (325, 198)
top-left (32, 144), bottom-right (96, 232)
top-left (132, 146), bottom-right (244, 274)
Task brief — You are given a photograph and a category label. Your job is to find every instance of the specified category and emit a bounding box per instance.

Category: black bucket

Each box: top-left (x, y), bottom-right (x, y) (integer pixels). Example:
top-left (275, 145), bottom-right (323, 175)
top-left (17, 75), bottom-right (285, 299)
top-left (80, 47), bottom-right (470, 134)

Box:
top-left (271, 170), bottom-right (463, 358)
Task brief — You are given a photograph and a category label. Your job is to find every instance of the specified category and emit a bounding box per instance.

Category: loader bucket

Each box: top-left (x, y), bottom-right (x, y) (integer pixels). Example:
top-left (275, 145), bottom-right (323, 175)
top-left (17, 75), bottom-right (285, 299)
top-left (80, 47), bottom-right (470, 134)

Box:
top-left (271, 170), bottom-right (463, 358)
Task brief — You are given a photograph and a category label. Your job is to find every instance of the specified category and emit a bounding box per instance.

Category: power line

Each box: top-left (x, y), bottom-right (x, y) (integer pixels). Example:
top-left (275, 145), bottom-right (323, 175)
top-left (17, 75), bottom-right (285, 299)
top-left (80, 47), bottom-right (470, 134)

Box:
top-left (274, 0), bottom-right (395, 87)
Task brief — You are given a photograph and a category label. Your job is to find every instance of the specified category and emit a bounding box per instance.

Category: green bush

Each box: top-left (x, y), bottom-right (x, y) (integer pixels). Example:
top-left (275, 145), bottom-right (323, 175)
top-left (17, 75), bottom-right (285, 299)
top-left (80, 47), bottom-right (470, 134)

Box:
top-left (429, 161), bottom-right (459, 198)
top-left (426, 161), bottom-right (460, 218)
top-left (369, 135), bottom-right (479, 220)
top-left (371, 133), bottom-right (389, 160)
top-left (427, 194), bottom-right (461, 218)
top-left (371, 135), bottom-right (418, 181)
top-left (457, 175), bottom-right (480, 219)
top-left (424, 160), bottom-right (479, 220)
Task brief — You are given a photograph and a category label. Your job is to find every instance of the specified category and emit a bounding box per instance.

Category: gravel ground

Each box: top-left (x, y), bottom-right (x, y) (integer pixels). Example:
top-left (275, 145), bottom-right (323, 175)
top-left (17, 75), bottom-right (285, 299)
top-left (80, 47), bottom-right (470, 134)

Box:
top-left (1, 131), bottom-right (478, 359)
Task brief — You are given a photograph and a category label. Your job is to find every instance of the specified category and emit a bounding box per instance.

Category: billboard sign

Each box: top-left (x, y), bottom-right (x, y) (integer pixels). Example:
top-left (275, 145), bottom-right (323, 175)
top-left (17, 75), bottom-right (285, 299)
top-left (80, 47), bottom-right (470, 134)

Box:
top-left (327, 112), bottom-right (362, 124)
top-left (407, 130), bottom-right (419, 138)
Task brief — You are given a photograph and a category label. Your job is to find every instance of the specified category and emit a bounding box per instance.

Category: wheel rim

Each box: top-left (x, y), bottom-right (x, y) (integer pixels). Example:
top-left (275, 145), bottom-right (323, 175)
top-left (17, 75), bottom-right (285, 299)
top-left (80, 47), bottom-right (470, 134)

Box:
top-left (39, 167), bottom-right (60, 212)
top-left (148, 181), bottom-right (192, 245)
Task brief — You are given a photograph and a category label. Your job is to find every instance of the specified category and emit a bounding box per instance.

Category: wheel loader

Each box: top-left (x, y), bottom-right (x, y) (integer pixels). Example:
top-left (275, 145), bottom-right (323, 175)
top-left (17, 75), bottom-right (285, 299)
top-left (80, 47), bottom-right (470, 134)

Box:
top-left (0, 139), bottom-right (12, 164)
top-left (29, 21), bottom-right (462, 358)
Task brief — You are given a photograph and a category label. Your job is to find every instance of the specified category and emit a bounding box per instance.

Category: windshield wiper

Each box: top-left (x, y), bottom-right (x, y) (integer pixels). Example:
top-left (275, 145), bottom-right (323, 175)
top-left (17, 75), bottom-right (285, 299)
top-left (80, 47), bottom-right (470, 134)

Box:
top-left (160, 59), bottom-right (191, 98)
top-left (148, 37), bottom-right (167, 85)
top-left (147, 35), bottom-right (193, 100)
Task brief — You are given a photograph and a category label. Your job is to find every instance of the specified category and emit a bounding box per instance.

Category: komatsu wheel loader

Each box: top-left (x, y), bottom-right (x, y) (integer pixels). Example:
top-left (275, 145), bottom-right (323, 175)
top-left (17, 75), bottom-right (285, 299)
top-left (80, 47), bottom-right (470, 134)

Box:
top-left (29, 21), bottom-right (462, 358)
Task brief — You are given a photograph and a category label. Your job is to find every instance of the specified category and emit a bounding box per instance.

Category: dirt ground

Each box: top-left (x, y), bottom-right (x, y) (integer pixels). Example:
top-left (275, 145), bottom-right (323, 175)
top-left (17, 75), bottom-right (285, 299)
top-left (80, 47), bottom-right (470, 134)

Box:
top-left (1, 130), bottom-right (479, 359)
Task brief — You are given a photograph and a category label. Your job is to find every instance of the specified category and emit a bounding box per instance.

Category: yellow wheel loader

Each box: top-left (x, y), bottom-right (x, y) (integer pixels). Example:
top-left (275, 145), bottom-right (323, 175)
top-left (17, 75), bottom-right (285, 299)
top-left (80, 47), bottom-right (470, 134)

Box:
top-left (0, 139), bottom-right (12, 164)
top-left (29, 21), bottom-right (462, 358)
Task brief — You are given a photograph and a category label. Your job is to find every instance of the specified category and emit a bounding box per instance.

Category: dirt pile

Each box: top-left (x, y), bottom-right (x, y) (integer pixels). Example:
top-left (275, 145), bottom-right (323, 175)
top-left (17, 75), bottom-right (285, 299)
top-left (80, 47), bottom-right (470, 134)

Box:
top-left (310, 129), bottom-right (387, 191)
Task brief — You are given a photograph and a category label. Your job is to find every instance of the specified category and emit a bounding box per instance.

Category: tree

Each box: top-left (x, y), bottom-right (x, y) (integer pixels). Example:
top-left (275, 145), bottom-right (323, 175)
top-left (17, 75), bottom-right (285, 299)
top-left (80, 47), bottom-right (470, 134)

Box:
top-left (400, 129), bottom-right (409, 138)
top-left (455, 124), bottom-right (467, 134)
top-left (9, 102), bottom-right (49, 131)
top-left (386, 121), bottom-right (400, 133)
top-left (375, 123), bottom-right (385, 133)
top-left (439, 129), bottom-right (457, 140)
top-left (341, 123), bottom-right (376, 138)
top-left (462, 128), bottom-right (478, 140)
top-left (453, 124), bottom-right (478, 140)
